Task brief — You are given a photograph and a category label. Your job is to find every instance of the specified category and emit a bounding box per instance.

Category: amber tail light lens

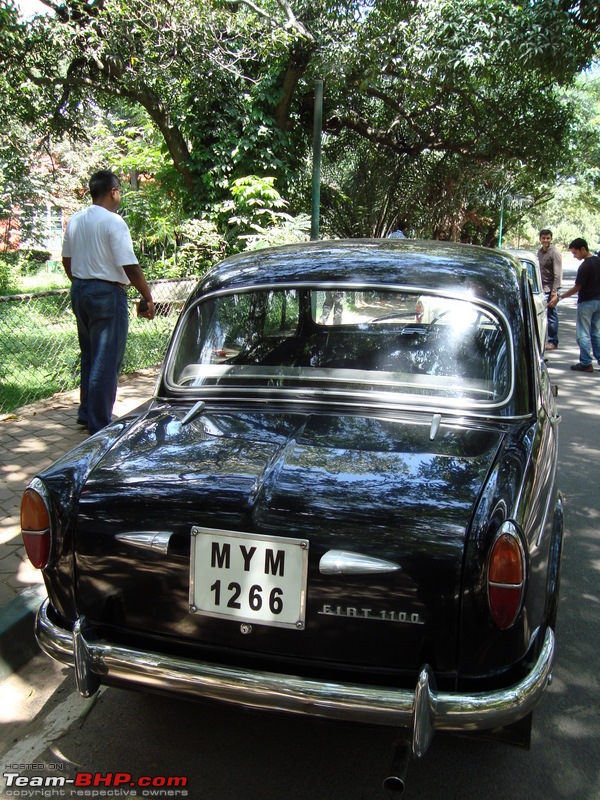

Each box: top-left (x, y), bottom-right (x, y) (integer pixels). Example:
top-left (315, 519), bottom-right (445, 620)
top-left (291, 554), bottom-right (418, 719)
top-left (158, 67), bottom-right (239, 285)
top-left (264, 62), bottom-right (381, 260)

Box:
top-left (487, 524), bottom-right (526, 630)
top-left (21, 483), bottom-right (52, 569)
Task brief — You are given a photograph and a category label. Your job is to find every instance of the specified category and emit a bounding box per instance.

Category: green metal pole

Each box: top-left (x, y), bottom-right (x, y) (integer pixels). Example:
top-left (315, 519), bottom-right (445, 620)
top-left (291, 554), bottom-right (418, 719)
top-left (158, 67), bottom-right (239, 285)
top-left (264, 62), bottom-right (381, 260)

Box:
top-left (311, 80), bottom-right (323, 241)
top-left (498, 198), bottom-right (504, 248)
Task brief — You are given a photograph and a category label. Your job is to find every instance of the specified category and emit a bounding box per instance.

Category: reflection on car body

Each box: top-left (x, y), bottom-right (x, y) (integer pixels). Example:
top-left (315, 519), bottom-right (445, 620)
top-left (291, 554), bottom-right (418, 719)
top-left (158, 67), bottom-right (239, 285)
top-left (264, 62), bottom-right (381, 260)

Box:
top-left (22, 240), bottom-right (562, 792)
top-left (417, 247), bottom-right (547, 349)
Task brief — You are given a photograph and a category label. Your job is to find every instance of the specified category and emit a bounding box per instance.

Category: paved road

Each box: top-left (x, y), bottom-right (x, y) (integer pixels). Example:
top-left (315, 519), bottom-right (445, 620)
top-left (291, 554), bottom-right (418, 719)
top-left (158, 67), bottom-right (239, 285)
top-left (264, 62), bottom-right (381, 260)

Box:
top-left (1, 276), bottom-right (599, 800)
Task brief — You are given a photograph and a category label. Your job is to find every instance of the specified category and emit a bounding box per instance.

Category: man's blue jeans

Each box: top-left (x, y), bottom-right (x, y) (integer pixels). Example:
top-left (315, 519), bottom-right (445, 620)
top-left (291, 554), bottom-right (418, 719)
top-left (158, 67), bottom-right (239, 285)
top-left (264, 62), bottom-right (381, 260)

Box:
top-left (71, 279), bottom-right (129, 434)
top-left (544, 292), bottom-right (559, 346)
top-left (576, 299), bottom-right (600, 367)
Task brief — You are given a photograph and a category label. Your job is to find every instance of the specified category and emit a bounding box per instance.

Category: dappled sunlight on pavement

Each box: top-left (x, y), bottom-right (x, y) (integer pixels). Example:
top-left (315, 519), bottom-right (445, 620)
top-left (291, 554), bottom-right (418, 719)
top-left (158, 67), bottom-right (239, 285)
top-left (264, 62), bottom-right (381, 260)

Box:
top-left (0, 368), bottom-right (158, 604)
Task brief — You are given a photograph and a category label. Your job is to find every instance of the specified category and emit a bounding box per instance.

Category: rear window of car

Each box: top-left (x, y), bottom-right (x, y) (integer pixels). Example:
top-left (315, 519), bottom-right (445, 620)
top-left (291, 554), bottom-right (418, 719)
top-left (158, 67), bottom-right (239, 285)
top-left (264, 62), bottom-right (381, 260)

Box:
top-left (166, 287), bottom-right (512, 407)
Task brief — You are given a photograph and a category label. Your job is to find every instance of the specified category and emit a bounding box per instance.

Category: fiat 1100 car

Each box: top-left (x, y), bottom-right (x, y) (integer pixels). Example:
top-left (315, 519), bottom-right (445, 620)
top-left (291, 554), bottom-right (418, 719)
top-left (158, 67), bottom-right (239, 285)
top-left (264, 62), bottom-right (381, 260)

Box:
top-left (22, 240), bottom-right (562, 789)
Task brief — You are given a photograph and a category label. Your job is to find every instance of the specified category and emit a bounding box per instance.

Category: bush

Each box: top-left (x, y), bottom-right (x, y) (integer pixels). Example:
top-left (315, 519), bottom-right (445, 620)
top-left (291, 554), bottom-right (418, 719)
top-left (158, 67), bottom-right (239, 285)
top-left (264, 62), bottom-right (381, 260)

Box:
top-left (142, 218), bottom-right (226, 281)
top-left (0, 248), bottom-right (54, 292)
top-left (0, 251), bottom-right (19, 294)
top-left (20, 248), bottom-right (53, 273)
top-left (243, 213), bottom-right (311, 250)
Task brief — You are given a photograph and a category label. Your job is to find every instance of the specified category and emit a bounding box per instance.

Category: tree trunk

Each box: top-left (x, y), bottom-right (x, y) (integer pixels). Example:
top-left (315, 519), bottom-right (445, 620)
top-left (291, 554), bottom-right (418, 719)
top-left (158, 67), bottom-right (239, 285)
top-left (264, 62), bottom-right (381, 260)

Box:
top-left (130, 87), bottom-right (194, 192)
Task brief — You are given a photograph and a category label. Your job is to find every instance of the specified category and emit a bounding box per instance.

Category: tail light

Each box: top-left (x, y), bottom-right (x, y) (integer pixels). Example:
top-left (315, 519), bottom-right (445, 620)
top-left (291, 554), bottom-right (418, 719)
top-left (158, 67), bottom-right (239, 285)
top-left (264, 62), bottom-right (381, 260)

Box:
top-left (487, 522), bottom-right (526, 630)
top-left (21, 479), bottom-right (52, 569)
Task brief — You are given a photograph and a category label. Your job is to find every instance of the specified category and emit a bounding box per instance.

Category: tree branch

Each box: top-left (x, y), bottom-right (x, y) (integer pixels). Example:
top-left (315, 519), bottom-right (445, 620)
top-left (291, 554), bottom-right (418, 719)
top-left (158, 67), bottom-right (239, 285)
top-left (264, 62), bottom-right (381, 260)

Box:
top-left (224, 0), bottom-right (314, 40)
top-left (325, 108), bottom-right (493, 161)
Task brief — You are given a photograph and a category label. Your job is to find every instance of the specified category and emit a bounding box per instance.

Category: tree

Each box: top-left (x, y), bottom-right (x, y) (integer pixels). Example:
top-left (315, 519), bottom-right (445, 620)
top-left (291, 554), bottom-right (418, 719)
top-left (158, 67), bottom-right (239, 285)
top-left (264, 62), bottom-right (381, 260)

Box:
top-left (2, 0), bottom-right (599, 243)
top-left (517, 72), bottom-right (600, 251)
top-left (316, 0), bottom-right (600, 239)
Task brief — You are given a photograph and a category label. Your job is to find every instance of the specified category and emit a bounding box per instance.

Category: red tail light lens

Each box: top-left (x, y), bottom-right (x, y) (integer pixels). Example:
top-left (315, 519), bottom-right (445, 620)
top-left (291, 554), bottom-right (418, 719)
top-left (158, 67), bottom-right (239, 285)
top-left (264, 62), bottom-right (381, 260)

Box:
top-left (488, 524), bottom-right (525, 630)
top-left (21, 483), bottom-right (52, 569)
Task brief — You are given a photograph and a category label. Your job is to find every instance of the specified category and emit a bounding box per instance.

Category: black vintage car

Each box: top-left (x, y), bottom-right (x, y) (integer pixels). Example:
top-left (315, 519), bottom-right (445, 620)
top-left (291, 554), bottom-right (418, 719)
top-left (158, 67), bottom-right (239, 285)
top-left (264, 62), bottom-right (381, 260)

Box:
top-left (22, 240), bottom-right (562, 790)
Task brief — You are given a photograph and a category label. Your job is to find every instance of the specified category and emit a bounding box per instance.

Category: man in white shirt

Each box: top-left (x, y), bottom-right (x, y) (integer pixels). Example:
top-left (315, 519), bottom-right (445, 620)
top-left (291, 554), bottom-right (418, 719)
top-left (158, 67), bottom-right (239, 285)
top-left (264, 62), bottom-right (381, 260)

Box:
top-left (62, 170), bottom-right (155, 434)
top-left (387, 219), bottom-right (408, 239)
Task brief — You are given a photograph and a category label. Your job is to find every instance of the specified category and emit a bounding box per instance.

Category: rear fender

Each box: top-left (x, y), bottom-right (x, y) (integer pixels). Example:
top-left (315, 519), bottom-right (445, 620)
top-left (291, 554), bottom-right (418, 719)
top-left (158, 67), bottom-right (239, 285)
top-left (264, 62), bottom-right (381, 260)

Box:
top-left (544, 493), bottom-right (564, 631)
top-left (35, 418), bottom-right (141, 621)
top-left (458, 425), bottom-right (532, 682)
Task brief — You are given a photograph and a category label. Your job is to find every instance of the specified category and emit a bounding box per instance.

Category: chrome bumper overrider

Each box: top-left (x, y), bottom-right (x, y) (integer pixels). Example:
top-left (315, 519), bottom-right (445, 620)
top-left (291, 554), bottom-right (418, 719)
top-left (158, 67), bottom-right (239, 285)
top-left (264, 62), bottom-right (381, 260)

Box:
top-left (35, 599), bottom-right (554, 757)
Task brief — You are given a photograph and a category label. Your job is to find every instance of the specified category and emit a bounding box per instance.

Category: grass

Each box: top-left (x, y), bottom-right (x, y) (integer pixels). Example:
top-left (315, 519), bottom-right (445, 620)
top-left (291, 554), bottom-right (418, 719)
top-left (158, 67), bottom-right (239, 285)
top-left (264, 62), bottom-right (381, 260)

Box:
top-left (1, 291), bottom-right (79, 412)
top-left (1, 285), bottom-right (177, 414)
top-left (0, 256), bottom-right (70, 297)
top-left (16, 271), bottom-right (71, 294)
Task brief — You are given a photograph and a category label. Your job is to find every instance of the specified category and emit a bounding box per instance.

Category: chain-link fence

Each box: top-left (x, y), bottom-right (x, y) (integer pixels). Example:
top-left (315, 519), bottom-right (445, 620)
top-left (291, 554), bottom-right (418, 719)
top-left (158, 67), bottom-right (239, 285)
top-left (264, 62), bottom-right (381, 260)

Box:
top-left (0, 279), bottom-right (197, 415)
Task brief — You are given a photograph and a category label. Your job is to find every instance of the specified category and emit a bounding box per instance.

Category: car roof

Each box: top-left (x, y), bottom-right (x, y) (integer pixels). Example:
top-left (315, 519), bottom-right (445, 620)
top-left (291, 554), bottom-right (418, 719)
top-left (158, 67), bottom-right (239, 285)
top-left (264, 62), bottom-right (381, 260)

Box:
top-left (197, 240), bottom-right (523, 318)
top-left (505, 248), bottom-right (538, 263)
top-left (163, 240), bottom-right (533, 417)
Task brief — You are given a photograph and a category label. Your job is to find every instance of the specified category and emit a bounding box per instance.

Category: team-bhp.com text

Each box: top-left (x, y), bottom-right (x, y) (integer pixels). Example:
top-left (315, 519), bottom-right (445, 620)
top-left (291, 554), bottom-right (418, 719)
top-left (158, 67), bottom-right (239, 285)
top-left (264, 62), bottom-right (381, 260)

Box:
top-left (3, 772), bottom-right (188, 797)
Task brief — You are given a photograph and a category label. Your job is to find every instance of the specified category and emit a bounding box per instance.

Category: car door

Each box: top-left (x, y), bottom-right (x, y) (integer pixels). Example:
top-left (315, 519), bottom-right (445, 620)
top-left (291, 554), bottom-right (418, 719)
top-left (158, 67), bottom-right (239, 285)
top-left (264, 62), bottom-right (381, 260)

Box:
top-left (520, 256), bottom-right (548, 347)
top-left (518, 279), bottom-right (560, 631)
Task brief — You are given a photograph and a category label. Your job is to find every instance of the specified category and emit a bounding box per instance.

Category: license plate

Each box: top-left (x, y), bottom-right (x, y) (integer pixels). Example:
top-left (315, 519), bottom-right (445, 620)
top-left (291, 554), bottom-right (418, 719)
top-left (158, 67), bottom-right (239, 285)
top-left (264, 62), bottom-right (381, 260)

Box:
top-left (189, 527), bottom-right (309, 630)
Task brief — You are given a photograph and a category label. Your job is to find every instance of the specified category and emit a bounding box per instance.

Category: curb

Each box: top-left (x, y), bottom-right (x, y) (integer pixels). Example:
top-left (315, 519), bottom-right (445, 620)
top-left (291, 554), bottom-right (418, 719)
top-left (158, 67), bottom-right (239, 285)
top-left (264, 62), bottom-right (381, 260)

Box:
top-left (0, 585), bottom-right (46, 682)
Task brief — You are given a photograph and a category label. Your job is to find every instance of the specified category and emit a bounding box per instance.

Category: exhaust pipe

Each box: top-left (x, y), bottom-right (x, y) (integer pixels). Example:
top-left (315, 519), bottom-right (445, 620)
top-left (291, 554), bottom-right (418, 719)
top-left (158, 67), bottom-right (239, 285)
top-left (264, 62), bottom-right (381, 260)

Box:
top-left (382, 740), bottom-right (411, 795)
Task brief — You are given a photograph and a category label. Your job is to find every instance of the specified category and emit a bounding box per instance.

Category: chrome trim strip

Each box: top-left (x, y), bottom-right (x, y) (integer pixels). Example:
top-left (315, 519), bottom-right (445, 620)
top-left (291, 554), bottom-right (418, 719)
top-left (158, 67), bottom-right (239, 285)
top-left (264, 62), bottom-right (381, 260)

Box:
top-left (189, 281), bottom-right (505, 310)
top-left (21, 528), bottom-right (51, 538)
top-left (155, 392), bottom-right (532, 423)
top-left (115, 532), bottom-right (173, 555)
top-left (36, 600), bottom-right (555, 753)
top-left (319, 550), bottom-right (401, 575)
top-left (164, 388), bottom-right (519, 416)
top-left (429, 414), bottom-right (442, 441)
top-left (536, 437), bottom-right (560, 548)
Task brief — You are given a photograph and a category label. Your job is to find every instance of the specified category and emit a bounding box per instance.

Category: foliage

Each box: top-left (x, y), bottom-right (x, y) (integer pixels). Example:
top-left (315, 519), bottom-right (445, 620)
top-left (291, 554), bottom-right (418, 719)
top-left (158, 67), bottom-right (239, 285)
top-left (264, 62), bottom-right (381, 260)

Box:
top-left (139, 217), bottom-right (227, 281)
top-left (243, 213), bottom-right (311, 250)
top-left (0, 249), bottom-right (55, 293)
top-left (171, 218), bottom-right (228, 275)
top-left (315, 0), bottom-right (600, 240)
top-left (0, 252), bottom-right (17, 294)
top-left (319, 132), bottom-right (531, 243)
top-left (2, 0), bottom-right (600, 246)
top-left (20, 248), bottom-right (52, 268)
top-left (517, 73), bottom-right (600, 251)
top-left (223, 175), bottom-right (291, 240)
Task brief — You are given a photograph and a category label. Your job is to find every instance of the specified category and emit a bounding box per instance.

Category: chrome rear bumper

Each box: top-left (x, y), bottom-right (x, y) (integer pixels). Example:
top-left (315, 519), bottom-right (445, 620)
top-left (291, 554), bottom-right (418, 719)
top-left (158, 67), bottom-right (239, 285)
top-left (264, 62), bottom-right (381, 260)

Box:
top-left (36, 599), bottom-right (554, 757)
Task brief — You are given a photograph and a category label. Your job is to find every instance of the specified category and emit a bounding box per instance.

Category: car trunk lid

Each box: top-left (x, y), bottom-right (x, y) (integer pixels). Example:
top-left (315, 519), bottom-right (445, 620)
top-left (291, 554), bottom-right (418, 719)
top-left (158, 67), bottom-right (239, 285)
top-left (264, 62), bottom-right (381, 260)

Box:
top-left (74, 407), bottom-right (504, 680)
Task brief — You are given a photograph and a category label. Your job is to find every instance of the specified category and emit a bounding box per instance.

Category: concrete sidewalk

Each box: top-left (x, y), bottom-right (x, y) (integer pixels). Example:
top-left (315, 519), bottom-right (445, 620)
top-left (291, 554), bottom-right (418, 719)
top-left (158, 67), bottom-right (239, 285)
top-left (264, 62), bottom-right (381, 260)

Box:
top-left (0, 368), bottom-right (158, 680)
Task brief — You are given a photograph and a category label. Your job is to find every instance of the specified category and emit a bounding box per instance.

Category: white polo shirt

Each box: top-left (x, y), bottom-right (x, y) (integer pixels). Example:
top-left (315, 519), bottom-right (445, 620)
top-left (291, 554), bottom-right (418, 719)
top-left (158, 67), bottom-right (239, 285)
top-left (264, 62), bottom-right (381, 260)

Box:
top-left (62, 205), bottom-right (138, 284)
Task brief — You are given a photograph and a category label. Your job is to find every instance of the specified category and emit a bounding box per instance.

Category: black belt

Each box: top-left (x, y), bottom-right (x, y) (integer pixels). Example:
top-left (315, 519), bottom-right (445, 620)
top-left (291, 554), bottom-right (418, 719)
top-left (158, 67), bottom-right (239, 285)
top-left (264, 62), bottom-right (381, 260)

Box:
top-left (75, 277), bottom-right (128, 290)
